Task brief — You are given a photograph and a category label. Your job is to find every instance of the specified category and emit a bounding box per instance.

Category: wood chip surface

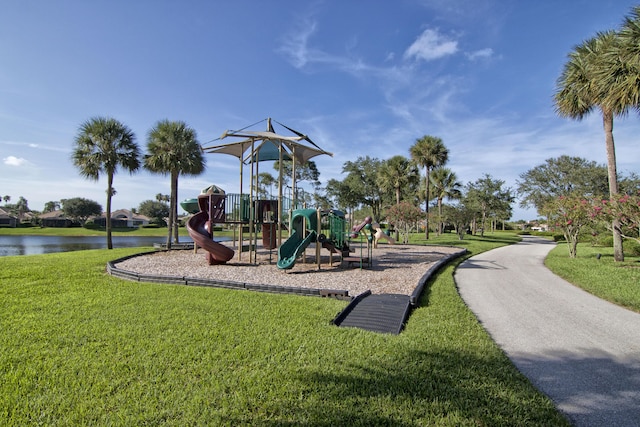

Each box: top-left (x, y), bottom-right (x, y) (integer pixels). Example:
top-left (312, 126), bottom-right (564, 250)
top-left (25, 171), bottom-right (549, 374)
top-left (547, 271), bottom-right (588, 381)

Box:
top-left (115, 243), bottom-right (464, 296)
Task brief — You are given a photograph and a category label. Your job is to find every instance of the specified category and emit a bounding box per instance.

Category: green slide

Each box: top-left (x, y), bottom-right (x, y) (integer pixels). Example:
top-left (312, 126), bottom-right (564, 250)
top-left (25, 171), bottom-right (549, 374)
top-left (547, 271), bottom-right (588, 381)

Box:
top-left (277, 209), bottom-right (318, 270)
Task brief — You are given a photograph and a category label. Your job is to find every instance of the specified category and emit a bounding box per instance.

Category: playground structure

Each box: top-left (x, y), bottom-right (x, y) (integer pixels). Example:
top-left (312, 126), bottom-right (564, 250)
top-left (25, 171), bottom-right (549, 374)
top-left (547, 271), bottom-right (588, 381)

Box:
top-left (185, 187), bottom-right (380, 269)
top-left (187, 118), bottom-right (332, 264)
top-left (186, 193), bottom-right (234, 265)
top-left (372, 222), bottom-right (396, 248)
top-left (184, 188), bottom-right (292, 264)
top-left (276, 210), bottom-right (384, 270)
top-left (185, 118), bottom-right (392, 269)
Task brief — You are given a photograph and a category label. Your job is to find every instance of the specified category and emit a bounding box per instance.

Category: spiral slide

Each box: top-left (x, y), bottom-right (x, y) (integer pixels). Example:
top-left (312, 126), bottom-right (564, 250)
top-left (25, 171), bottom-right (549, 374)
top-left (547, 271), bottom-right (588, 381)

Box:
top-left (187, 211), bottom-right (234, 265)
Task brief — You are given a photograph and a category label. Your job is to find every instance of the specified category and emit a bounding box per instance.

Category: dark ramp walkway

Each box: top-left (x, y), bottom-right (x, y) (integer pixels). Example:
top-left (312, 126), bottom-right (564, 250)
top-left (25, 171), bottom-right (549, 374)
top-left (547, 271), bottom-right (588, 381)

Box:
top-left (332, 291), bottom-right (411, 334)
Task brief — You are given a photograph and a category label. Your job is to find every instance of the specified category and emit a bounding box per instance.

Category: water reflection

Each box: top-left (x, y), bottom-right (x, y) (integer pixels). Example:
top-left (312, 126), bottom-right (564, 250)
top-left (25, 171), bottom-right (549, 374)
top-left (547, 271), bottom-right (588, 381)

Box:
top-left (0, 235), bottom-right (196, 256)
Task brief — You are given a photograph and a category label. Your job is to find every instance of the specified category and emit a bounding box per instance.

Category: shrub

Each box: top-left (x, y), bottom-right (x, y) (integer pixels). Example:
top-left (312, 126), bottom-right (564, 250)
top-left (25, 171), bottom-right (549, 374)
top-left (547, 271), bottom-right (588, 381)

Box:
top-left (623, 239), bottom-right (640, 257)
top-left (595, 235), bottom-right (614, 247)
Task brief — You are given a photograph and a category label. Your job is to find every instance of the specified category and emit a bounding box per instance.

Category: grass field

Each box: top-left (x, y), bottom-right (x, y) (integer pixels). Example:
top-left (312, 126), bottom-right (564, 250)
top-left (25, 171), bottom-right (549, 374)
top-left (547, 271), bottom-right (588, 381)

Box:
top-left (0, 232), bottom-right (572, 426)
top-left (545, 242), bottom-right (640, 313)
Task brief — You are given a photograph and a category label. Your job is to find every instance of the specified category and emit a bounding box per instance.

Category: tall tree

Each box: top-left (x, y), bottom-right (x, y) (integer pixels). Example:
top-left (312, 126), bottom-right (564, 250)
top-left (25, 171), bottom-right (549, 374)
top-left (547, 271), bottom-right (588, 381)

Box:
top-left (15, 196), bottom-right (29, 221)
top-left (554, 28), bottom-right (635, 261)
top-left (145, 120), bottom-right (205, 249)
top-left (324, 177), bottom-right (360, 221)
top-left (410, 135), bottom-right (448, 239)
top-left (430, 167), bottom-right (462, 235)
top-left (139, 200), bottom-right (170, 226)
top-left (442, 202), bottom-right (475, 240)
top-left (43, 201), bottom-right (60, 213)
top-left (72, 117), bottom-right (140, 249)
top-left (257, 172), bottom-right (276, 199)
top-left (517, 156), bottom-right (609, 214)
top-left (341, 156), bottom-right (384, 221)
top-left (465, 174), bottom-right (514, 237)
top-left (377, 155), bottom-right (419, 205)
top-left (61, 197), bottom-right (102, 226)
top-left (155, 193), bottom-right (170, 203)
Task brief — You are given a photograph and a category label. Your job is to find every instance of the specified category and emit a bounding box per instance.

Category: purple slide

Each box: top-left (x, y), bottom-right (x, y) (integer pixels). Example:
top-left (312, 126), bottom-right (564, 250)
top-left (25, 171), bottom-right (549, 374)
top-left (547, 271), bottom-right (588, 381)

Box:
top-left (187, 210), bottom-right (234, 265)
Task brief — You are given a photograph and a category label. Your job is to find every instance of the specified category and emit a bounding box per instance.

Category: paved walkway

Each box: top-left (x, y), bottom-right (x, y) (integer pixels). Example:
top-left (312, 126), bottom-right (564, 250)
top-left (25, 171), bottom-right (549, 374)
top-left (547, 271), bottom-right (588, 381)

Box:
top-left (455, 235), bottom-right (640, 427)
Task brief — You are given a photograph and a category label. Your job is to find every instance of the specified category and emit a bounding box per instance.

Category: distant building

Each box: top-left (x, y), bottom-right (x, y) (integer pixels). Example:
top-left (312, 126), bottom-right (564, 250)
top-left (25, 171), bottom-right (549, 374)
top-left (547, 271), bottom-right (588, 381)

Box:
top-left (93, 209), bottom-right (150, 228)
top-left (0, 207), bottom-right (18, 227)
top-left (528, 221), bottom-right (549, 232)
top-left (39, 210), bottom-right (75, 227)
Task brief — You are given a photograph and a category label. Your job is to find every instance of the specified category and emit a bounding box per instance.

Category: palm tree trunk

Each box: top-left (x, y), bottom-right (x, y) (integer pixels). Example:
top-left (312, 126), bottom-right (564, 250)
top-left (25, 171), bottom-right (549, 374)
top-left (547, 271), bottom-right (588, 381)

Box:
top-left (172, 173), bottom-right (179, 244)
top-left (106, 173), bottom-right (114, 250)
top-left (425, 169), bottom-right (430, 239)
top-left (437, 198), bottom-right (443, 235)
top-left (603, 110), bottom-right (624, 262)
top-left (166, 188), bottom-right (173, 250)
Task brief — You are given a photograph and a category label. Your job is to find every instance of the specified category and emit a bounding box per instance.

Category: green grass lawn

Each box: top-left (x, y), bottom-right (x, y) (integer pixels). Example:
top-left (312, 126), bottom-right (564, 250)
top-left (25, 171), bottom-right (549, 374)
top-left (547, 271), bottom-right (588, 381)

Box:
top-left (0, 232), bottom-right (571, 426)
top-left (545, 242), bottom-right (640, 313)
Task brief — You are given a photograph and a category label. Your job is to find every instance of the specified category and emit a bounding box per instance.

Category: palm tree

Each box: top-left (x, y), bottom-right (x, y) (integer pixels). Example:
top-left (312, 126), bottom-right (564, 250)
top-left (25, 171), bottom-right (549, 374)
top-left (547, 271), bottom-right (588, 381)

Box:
top-left (72, 117), bottom-right (140, 249)
top-left (377, 155), bottom-right (418, 205)
top-left (554, 29), bottom-right (638, 262)
top-left (258, 172), bottom-right (276, 199)
top-left (155, 193), bottom-right (170, 203)
top-left (43, 201), bottom-right (60, 213)
top-left (410, 135), bottom-right (449, 239)
top-left (145, 120), bottom-right (205, 249)
top-left (430, 167), bottom-right (462, 235)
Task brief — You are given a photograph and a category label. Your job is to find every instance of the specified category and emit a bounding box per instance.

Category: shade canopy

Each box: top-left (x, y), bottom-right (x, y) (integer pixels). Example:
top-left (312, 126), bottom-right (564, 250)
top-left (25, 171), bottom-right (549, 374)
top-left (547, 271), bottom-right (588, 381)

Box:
top-left (202, 118), bottom-right (333, 164)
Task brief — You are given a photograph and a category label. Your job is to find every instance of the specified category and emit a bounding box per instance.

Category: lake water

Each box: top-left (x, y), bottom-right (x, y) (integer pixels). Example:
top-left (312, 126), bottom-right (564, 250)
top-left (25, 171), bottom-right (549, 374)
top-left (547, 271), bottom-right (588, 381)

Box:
top-left (0, 235), bottom-right (197, 256)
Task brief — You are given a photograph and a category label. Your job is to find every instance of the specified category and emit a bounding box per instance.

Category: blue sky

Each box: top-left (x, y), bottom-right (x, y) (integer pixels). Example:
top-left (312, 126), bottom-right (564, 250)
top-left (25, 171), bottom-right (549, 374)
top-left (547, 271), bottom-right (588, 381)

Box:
top-left (2, 0), bottom-right (640, 221)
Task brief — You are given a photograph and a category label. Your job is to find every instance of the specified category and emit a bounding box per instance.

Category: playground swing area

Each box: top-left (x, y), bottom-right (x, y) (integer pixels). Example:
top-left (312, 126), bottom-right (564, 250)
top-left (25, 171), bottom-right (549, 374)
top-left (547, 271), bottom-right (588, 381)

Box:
top-left (109, 119), bottom-right (466, 334)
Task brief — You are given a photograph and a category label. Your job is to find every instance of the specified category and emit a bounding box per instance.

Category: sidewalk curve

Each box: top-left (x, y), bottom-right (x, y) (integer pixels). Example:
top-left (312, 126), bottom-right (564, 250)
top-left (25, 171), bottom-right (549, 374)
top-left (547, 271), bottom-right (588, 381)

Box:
top-left (455, 235), bottom-right (640, 427)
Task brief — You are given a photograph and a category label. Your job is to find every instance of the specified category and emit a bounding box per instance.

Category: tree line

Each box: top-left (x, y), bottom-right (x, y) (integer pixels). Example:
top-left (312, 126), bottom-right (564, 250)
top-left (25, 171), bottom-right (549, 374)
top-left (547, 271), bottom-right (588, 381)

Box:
top-left (71, 117), bottom-right (204, 249)
top-left (265, 135), bottom-right (517, 244)
top-left (554, 6), bottom-right (640, 261)
top-left (516, 155), bottom-right (640, 259)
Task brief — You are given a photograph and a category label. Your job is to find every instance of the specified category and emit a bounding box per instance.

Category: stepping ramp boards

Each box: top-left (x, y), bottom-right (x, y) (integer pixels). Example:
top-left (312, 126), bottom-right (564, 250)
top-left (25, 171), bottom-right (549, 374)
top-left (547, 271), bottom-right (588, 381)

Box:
top-left (277, 208), bottom-right (318, 270)
top-left (333, 291), bottom-right (412, 335)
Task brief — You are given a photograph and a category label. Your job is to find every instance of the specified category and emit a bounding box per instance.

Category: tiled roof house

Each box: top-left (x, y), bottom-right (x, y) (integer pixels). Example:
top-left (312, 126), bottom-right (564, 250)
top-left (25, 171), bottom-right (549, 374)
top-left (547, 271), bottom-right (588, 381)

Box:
top-left (93, 209), bottom-right (150, 228)
top-left (0, 207), bottom-right (18, 227)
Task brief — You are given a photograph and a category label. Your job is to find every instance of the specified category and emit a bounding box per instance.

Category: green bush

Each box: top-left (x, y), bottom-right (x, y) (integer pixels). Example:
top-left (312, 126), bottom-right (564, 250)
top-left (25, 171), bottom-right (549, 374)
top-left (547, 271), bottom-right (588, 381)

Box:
top-left (624, 239), bottom-right (640, 256)
top-left (594, 234), bottom-right (614, 247)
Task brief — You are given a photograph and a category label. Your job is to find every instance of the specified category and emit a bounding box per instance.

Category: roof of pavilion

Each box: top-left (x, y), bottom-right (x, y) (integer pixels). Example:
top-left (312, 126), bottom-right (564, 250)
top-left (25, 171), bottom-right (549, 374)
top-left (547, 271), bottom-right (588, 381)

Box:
top-left (201, 118), bottom-right (332, 164)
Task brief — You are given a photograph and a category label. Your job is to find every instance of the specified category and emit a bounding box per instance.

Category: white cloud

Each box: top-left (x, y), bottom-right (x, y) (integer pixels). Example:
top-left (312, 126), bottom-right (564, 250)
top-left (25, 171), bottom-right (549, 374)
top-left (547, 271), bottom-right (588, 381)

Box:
top-left (277, 19), bottom-right (318, 68)
top-left (3, 155), bottom-right (29, 167)
top-left (404, 29), bottom-right (458, 62)
top-left (466, 48), bottom-right (494, 61)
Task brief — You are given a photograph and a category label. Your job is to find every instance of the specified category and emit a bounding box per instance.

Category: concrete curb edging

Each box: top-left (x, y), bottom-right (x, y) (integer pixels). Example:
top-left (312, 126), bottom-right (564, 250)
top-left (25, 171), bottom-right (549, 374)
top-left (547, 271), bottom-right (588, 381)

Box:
top-left (410, 248), bottom-right (468, 306)
top-left (106, 251), bottom-right (350, 299)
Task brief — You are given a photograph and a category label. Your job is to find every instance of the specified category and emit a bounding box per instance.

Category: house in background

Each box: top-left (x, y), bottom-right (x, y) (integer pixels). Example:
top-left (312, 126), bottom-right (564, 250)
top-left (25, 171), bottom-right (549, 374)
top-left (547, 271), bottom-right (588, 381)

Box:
top-left (0, 207), bottom-right (17, 227)
top-left (39, 210), bottom-right (75, 227)
top-left (93, 209), bottom-right (150, 228)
